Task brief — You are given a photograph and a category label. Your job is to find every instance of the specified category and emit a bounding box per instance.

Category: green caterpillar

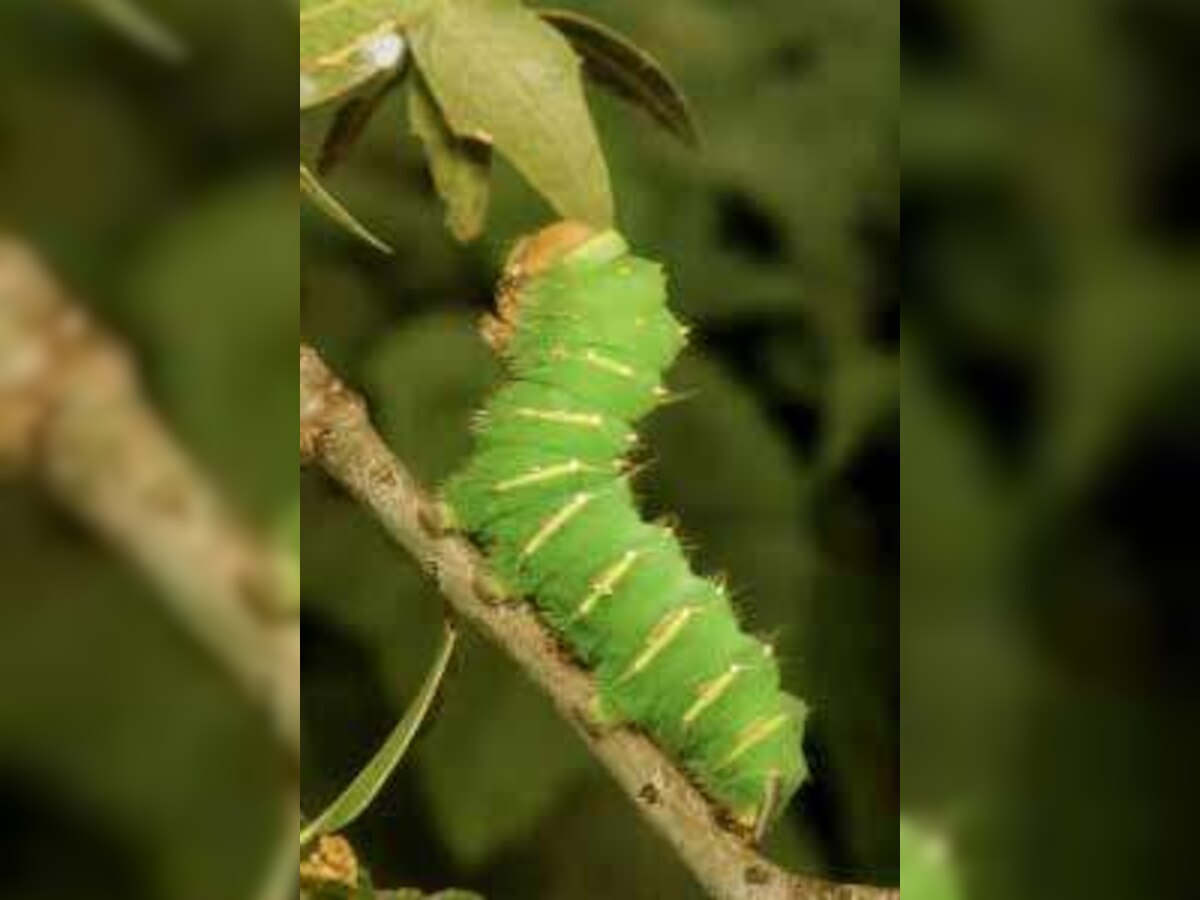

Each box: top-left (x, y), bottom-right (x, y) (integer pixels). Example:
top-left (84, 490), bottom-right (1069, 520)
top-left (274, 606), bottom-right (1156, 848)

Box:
top-left (444, 223), bottom-right (808, 833)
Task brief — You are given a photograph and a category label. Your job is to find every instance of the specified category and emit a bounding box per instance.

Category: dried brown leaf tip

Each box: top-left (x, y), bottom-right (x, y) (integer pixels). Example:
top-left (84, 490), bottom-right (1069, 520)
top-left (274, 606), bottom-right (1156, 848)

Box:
top-left (300, 834), bottom-right (359, 891)
top-left (506, 220), bottom-right (598, 279)
top-left (483, 220), bottom-right (598, 353)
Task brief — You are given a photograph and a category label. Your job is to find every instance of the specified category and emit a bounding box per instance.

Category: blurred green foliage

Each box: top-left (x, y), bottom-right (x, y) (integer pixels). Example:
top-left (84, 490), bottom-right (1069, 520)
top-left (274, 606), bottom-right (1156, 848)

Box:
top-left (14, 0), bottom-right (1191, 895)
top-left (303, 0), bottom-right (897, 896)
top-left (900, 819), bottom-right (961, 900)
top-left (0, 1), bottom-right (294, 898)
top-left (903, 1), bottom-right (1200, 899)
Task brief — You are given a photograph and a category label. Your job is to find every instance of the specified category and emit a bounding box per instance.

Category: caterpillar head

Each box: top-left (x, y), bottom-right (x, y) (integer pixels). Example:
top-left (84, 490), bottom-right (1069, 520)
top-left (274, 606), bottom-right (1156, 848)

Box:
top-left (482, 220), bottom-right (598, 353)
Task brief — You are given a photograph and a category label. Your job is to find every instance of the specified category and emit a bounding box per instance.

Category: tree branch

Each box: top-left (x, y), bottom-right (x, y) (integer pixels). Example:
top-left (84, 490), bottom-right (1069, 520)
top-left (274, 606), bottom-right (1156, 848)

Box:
top-left (299, 342), bottom-right (896, 900)
top-left (0, 237), bottom-right (300, 764)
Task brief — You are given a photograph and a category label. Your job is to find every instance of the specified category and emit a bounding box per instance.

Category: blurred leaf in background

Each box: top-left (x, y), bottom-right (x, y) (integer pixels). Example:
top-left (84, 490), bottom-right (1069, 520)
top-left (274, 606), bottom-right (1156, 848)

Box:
top-left (903, 0), bottom-right (1200, 898)
top-left (0, 1), bottom-right (295, 898)
top-left (900, 819), bottom-right (962, 900)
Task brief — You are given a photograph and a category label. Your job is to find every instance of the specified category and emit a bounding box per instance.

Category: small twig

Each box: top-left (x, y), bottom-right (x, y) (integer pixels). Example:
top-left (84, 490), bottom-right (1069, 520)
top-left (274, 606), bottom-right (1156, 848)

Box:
top-left (0, 238), bottom-right (300, 763)
top-left (299, 343), bottom-right (896, 900)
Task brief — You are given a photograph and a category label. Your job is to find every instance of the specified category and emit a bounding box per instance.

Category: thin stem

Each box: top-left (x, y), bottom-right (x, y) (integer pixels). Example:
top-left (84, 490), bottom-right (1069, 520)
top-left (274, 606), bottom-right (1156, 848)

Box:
top-left (299, 342), bottom-right (896, 900)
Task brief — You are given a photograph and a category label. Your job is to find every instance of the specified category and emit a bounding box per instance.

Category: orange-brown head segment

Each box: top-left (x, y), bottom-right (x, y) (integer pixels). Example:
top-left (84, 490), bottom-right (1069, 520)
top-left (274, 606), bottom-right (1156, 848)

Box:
top-left (482, 220), bottom-right (597, 353)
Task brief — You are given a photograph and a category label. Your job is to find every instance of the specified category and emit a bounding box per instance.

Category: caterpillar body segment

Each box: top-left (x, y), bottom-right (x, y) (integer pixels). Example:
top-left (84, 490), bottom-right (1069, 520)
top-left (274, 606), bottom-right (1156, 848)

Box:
top-left (443, 225), bottom-right (808, 829)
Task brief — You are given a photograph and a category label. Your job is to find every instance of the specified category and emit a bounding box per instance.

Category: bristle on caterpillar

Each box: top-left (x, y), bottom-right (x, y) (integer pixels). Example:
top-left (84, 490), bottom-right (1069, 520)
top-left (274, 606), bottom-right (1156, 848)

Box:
top-left (443, 224), bottom-right (809, 833)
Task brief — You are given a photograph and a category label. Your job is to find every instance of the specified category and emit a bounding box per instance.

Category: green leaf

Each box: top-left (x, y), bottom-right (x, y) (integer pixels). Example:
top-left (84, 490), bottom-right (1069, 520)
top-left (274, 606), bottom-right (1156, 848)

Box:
top-left (408, 0), bottom-right (613, 227)
top-left (538, 9), bottom-right (699, 149)
top-left (70, 0), bottom-right (187, 62)
top-left (408, 71), bottom-right (492, 242)
top-left (300, 0), bottom-right (431, 111)
top-left (300, 619), bottom-right (459, 848)
top-left (301, 163), bottom-right (393, 253)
